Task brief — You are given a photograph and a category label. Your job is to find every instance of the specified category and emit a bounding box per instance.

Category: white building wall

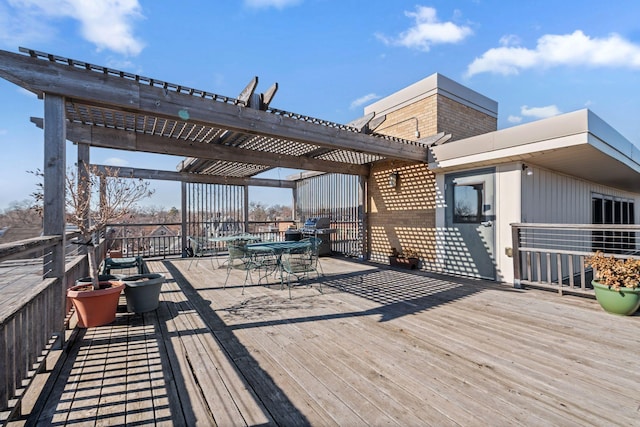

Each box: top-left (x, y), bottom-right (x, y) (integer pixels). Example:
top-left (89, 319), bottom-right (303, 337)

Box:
top-left (521, 165), bottom-right (640, 224)
top-left (436, 163), bottom-right (640, 285)
top-left (494, 164), bottom-right (522, 282)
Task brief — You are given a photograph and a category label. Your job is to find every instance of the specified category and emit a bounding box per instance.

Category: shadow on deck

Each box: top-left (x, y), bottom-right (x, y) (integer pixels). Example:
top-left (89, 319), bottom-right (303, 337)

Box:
top-left (17, 256), bottom-right (640, 426)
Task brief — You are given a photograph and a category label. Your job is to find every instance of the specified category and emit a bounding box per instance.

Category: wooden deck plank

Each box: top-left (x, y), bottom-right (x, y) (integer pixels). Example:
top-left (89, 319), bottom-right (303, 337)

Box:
top-left (141, 310), bottom-right (179, 427)
top-left (25, 256), bottom-right (640, 426)
top-left (409, 300), bottom-right (638, 424)
top-left (188, 258), bottom-right (640, 426)
top-left (324, 276), bottom-right (630, 426)
top-left (218, 285), bottom-right (518, 426)
top-left (123, 321), bottom-right (156, 426)
top-left (95, 323), bottom-right (128, 426)
top-left (181, 262), bottom-right (543, 425)
top-left (156, 279), bottom-right (218, 425)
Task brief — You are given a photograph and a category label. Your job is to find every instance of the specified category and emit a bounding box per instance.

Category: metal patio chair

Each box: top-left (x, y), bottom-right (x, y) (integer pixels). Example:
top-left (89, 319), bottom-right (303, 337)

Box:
top-left (224, 243), bottom-right (261, 294)
top-left (187, 236), bottom-right (218, 270)
top-left (280, 245), bottom-right (322, 299)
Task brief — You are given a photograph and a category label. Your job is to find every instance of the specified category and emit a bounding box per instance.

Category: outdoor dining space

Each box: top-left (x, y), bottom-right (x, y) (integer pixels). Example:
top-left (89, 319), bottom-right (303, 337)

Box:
top-left (18, 256), bottom-right (639, 426)
top-left (2, 47), bottom-right (640, 427)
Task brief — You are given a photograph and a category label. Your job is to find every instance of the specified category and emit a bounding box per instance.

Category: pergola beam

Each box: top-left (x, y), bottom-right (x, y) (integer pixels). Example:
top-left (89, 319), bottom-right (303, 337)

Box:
top-left (91, 164), bottom-right (296, 188)
top-left (0, 49), bottom-right (429, 162)
top-left (30, 118), bottom-right (370, 176)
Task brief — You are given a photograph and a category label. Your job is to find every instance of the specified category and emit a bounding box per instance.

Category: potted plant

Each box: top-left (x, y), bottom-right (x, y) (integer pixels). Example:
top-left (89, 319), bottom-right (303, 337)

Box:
top-left (586, 251), bottom-right (640, 316)
top-left (33, 165), bottom-right (154, 327)
top-left (389, 247), bottom-right (420, 270)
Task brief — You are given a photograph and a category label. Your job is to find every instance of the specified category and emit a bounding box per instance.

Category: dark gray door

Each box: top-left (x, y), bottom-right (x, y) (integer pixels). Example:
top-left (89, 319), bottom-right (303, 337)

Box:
top-left (444, 168), bottom-right (496, 280)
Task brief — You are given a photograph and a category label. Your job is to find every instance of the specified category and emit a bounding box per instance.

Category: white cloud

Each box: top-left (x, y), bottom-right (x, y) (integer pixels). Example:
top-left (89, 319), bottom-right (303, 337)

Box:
top-left (376, 6), bottom-right (472, 52)
top-left (350, 93), bottom-right (379, 110)
top-left (0, 129), bottom-right (8, 136)
top-left (104, 157), bottom-right (129, 167)
top-left (244, 0), bottom-right (302, 9)
top-left (521, 105), bottom-right (562, 119)
top-left (467, 30), bottom-right (640, 76)
top-left (507, 115), bottom-right (522, 124)
top-left (6, 0), bottom-right (145, 56)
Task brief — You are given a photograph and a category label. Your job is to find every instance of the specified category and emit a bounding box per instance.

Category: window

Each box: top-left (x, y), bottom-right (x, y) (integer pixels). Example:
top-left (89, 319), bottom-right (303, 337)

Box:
top-left (592, 193), bottom-right (635, 253)
top-left (592, 194), bottom-right (635, 225)
top-left (453, 183), bottom-right (484, 223)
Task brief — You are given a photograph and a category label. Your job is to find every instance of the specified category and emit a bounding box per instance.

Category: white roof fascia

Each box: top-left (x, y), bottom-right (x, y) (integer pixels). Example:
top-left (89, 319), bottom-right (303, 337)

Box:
top-left (430, 109), bottom-right (640, 170)
top-left (429, 133), bottom-right (587, 170)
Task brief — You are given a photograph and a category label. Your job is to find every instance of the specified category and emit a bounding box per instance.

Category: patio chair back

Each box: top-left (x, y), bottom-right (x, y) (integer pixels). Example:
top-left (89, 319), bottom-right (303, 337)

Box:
top-left (301, 236), bottom-right (324, 275)
top-left (280, 245), bottom-right (321, 298)
top-left (187, 236), bottom-right (217, 270)
top-left (224, 243), bottom-right (258, 294)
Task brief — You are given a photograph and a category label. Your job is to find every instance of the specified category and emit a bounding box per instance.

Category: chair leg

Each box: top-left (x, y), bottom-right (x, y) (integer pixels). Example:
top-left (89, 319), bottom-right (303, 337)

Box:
top-left (223, 268), bottom-right (231, 289)
top-left (242, 267), bottom-right (255, 295)
top-left (188, 256), bottom-right (201, 271)
top-left (242, 269), bottom-right (249, 294)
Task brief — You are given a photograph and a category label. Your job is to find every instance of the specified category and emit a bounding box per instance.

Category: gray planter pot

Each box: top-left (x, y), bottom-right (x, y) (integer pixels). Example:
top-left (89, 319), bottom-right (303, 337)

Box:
top-left (121, 273), bottom-right (165, 313)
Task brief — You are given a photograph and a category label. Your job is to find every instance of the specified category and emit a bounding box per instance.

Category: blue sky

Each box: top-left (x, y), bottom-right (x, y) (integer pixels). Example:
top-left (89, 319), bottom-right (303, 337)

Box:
top-left (1, 0), bottom-right (640, 211)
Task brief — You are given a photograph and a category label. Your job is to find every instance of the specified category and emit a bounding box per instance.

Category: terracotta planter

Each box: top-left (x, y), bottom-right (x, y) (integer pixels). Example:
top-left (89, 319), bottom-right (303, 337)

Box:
top-left (67, 280), bottom-right (125, 328)
top-left (122, 273), bottom-right (165, 313)
top-left (389, 256), bottom-right (419, 270)
top-left (592, 280), bottom-right (640, 316)
top-left (76, 274), bottom-right (122, 284)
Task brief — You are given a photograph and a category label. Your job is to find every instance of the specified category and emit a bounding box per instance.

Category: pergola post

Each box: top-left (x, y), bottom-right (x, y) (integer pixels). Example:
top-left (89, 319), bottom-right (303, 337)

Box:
top-left (181, 181), bottom-right (187, 257)
top-left (43, 93), bottom-right (66, 344)
top-left (292, 184), bottom-right (298, 224)
top-left (243, 185), bottom-right (249, 233)
top-left (359, 175), bottom-right (368, 260)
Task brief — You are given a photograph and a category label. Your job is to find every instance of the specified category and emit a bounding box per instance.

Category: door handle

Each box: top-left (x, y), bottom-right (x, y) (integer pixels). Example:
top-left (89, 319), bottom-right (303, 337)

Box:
top-left (480, 221), bottom-right (493, 227)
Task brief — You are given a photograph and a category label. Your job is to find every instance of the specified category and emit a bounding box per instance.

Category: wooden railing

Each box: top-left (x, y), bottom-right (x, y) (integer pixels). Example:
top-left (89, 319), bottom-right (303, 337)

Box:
top-left (0, 231), bottom-right (107, 421)
top-left (511, 223), bottom-right (640, 296)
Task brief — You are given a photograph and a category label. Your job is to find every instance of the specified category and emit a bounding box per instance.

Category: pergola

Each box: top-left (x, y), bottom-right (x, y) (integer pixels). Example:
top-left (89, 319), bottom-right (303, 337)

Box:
top-left (0, 46), bottom-right (441, 279)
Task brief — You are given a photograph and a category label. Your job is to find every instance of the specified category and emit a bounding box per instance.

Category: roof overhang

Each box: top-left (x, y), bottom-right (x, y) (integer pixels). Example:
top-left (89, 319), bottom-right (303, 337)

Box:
top-left (429, 109), bottom-right (640, 193)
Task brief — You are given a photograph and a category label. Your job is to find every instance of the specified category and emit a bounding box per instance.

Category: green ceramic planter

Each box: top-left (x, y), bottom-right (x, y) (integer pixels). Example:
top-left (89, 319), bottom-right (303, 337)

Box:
top-left (592, 280), bottom-right (640, 316)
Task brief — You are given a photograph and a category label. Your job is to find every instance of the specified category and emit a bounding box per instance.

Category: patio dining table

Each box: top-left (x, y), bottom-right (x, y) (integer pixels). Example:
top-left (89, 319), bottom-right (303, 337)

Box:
top-left (208, 234), bottom-right (262, 243)
top-left (245, 240), bottom-right (311, 255)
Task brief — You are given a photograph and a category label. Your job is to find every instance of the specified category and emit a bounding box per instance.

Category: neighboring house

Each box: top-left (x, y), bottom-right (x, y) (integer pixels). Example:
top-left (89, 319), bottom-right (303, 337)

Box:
top-left (148, 225), bottom-right (178, 237)
top-left (362, 73), bottom-right (640, 284)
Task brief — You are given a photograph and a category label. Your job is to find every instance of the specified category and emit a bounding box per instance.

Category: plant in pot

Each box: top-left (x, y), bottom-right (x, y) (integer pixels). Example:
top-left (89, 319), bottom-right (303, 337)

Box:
top-left (585, 251), bottom-right (640, 316)
top-left (33, 165), bottom-right (154, 326)
top-left (389, 247), bottom-right (420, 270)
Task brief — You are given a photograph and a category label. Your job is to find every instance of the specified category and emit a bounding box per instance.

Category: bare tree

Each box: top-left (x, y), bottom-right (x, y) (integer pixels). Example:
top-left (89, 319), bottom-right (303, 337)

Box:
top-left (33, 165), bottom-right (154, 290)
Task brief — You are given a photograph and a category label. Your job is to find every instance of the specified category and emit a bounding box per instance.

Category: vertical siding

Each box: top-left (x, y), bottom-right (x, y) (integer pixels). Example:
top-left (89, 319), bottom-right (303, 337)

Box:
top-left (521, 166), bottom-right (639, 224)
top-left (519, 165), bottom-right (640, 284)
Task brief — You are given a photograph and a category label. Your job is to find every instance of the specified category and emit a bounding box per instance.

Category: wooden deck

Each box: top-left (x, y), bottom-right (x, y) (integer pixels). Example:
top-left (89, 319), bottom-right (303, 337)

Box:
top-left (22, 256), bottom-right (640, 426)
